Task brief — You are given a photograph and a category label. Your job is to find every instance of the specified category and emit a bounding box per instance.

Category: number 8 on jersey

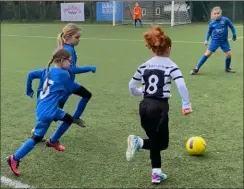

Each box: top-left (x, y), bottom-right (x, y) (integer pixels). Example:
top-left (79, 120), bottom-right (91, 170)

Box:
top-left (143, 69), bottom-right (165, 98)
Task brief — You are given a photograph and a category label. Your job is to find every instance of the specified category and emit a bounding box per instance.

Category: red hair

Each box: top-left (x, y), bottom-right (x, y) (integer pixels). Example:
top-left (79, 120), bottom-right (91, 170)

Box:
top-left (144, 25), bottom-right (171, 56)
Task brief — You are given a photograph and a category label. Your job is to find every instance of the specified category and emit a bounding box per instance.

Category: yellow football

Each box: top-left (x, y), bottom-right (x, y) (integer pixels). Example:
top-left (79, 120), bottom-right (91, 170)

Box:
top-left (186, 136), bottom-right (206, 155)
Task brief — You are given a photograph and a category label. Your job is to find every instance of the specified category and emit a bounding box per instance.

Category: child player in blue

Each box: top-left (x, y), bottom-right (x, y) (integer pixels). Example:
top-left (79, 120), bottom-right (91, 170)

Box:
top-left (26, 58), bottom-right (95, 141)
top-left (27, 23), bottom-right (96, 149)
top-left (46, 23), bottom-right (96, 152)
top-left (8, 48), bottom-right (82, 176)
top-left (190, 6), bottom-right (237, 75)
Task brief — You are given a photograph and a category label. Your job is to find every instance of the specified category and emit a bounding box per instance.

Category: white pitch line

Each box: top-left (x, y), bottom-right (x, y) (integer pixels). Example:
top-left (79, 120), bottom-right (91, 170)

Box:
top-left (2, 24), bottom-right (114, 28)
top-left (2, 23), bottom-right (243, 28)
top-left (1, 176), bottom-right (34, 188)
top-left (1, 34), bottom-right (243, 44)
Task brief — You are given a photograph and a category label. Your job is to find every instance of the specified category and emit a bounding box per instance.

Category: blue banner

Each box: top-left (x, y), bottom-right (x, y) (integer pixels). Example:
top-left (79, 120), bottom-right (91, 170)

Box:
top-left (96, 2), bottom-right (123, 22)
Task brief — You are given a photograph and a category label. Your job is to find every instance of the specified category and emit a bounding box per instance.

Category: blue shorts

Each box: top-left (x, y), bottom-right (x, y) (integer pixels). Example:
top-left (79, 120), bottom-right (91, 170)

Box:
top-left (208, 40), bottom-right (231, 53)
top-left (59, 81), bottom-right (81, 108)
top-left (34, 108), bottom-right (66, 136)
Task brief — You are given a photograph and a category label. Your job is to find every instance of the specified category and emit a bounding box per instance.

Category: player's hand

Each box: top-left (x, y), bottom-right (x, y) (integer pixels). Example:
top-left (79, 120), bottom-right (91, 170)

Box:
top-left (89, 66), bottom-right (96, 73)
top-left (204, 41), bottom-right (208, 46)
top-left (182, 107), bottom-right (192, 116)
top-left (232, 35), bottom-right (236, 41)
top-left (26, 90), bottom-right (34, 98)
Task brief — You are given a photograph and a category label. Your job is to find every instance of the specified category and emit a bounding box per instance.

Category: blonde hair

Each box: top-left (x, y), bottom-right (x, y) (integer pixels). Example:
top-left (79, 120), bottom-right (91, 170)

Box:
top-left (211, 6), bottom-right (222, 20)
top-left (57, 23), bottom-right (81, 48)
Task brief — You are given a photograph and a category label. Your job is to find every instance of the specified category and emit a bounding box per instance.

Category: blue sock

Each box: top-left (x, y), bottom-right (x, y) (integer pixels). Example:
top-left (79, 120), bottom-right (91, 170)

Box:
top-left (73, 98), bottom-right (89, 119)
top-left (225, 57), bottom-right (231, 70)
top-left (196, 55), bottom-right (208, 70)
top-left (49, 122), bottom-right (70, 143)
top-left (49, 98), bottom-right (90, 143)
top-left (13, 138), bottom-right (36, 161)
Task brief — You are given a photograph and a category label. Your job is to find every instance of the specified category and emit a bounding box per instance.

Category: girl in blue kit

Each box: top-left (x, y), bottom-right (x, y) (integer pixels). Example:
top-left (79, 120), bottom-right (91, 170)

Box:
top-left (27, 23), bottom-right (96, 147)
top-left (47, 23), bottom-right (96, 151)
top-left (190, 6), bottom-right (237, 75)
top-left (8, 48), bottom-right (82, 176)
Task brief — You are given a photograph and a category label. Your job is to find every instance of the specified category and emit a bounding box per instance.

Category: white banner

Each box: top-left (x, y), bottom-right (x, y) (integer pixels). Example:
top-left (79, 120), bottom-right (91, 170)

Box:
top-left (61, 3), bottom-right (85, 22)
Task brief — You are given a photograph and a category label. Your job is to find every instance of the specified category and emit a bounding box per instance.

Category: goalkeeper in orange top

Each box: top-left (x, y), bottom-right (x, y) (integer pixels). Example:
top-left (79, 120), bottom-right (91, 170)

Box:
top-left (133, 2), bottom-right (143, 27)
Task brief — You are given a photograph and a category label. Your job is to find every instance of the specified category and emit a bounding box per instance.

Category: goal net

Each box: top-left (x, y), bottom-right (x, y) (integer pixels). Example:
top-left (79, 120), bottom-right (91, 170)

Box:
top-left (112, 1), bottom-right (191, 26)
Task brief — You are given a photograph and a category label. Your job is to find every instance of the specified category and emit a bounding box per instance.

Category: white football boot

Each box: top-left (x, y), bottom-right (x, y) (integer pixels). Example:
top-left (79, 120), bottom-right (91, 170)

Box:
top-left (126, 135), bottom-right (141, 161)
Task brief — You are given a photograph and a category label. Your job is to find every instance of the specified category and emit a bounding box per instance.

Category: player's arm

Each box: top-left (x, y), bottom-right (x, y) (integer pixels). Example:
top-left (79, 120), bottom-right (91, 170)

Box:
top-left (66, 48), bottom-right (96, 74)
top-left (128, 66), bottom-right (143, 96)
top-left (170, 66), bottom-right (192, 115)
top-left (226, 18), bottom-right (236, 40)
top-left (204, 24), bottom-right (213, 43)
top-left (26, 69), bottom-right (43, 98)
top-left (74, 66), bottom-right (96, 74)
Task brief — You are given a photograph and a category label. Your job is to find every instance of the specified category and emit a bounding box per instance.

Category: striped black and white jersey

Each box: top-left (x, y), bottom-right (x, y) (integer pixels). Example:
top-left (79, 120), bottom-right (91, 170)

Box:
top-left (129, 56), bottom-right (191, 109)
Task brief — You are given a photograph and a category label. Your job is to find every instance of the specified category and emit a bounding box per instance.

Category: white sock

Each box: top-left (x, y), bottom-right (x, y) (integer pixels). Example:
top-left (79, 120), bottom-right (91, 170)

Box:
top-left (138, 137), bottom-right (143, 148)
top-left (152, 168), bottom-right (162, 174)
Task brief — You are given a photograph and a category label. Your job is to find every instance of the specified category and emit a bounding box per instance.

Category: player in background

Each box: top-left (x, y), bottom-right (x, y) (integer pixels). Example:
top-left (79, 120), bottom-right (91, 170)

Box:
top-left (45, 23), bottom-right (96, 151)
top-left (126, 26), bottom-right (192, 184)
top-left (8, 48), bottom-right (82, 176)
top-left (190, 6), bottom-right (237, 75)
top-left (133, 2), bottom-right (143, 27)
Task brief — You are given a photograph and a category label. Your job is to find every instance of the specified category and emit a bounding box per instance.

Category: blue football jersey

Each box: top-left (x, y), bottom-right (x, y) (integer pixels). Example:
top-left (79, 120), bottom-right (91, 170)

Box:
top-left (205, 16), bottom-right (236, 42)
top-left (64, 44), bottom-right (77, 81)
top-left (36, 67), bottom-right (70, 121)
top-left (63, 44), bottom-right (79, 93)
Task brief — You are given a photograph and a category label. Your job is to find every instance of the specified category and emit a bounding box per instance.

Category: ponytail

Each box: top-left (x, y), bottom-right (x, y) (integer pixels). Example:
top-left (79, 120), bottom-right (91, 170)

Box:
top-left (43, 58), bottom-right (54, 94)
top-left (57, 32), bottom-right (64, 48)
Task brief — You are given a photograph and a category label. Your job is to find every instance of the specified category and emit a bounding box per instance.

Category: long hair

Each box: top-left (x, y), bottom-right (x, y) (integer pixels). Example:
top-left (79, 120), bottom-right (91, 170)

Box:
top-left (43, 48), bottom-right (71, 94)
top-left (57, 23), bottom-right (81, 48)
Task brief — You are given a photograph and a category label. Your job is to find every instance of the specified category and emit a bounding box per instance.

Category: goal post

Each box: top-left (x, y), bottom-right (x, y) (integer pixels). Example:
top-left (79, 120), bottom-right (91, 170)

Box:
top-left (112, 0), bottom-right (191, 26)
top-left (112, 0), bottom-right (116, 26)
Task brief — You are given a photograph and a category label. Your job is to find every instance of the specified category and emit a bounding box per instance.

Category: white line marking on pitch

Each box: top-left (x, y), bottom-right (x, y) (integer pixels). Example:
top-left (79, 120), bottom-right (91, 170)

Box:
top-left (2, 23), bottom-right (243, 28)
top-left (1, 176), bottom-right (34, 188)
top-left (1, 34), bottom-right (243, 44)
